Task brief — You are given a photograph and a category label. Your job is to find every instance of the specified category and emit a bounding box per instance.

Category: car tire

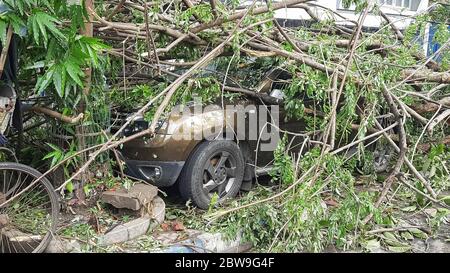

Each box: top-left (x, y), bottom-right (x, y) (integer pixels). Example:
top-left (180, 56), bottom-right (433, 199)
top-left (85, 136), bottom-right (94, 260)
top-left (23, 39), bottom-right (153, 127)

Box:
top-left (372, 144), bottom-right (393, 173)
top-left (178, 140), bottom-right (245, 210)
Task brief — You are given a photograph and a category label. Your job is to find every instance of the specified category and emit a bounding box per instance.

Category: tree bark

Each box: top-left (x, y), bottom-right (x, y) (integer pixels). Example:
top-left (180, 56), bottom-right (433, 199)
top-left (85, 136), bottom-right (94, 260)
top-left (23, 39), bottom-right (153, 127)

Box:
top-left (402, 69), bottom-right (450, 84)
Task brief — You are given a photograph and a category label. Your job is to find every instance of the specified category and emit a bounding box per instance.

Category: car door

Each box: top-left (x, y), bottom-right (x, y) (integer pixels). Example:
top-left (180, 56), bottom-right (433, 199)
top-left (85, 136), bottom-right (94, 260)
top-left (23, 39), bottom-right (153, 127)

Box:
top-left (264, 69), bottom-right (309, 157)
top-left (244, 67), bottom-right (311, 170)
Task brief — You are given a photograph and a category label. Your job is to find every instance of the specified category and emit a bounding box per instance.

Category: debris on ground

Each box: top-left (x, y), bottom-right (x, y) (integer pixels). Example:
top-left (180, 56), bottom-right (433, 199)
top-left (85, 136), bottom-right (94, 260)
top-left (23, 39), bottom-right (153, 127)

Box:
top-left (101, 183), bottom-right (158, 211)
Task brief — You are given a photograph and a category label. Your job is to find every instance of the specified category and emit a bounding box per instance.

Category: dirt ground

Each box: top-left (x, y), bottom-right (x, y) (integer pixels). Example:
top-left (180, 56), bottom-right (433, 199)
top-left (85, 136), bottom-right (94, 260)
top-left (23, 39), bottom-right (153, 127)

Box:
top-left (53, 190), bottom-right (448, 253)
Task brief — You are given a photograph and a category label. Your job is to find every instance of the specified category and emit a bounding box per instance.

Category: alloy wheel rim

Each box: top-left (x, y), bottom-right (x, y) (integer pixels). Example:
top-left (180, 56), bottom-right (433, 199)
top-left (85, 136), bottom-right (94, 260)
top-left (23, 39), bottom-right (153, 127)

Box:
top-left (202, 151), bottom-right (237, 199)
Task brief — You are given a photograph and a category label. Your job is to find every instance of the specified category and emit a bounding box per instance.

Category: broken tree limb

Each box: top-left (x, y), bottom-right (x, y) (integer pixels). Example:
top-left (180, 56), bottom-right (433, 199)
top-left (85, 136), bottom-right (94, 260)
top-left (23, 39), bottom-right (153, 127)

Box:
top-left (210, 0), bottom-right (219, 18)
top-left (410, 105), bottom-right (442, 162)
top-left (379, 10), bottom-right (442, 72)
top-left (416, 136), bottom-right (450, 152)
top-left (143, 1), bottom-right (160, 75)
top-left (392, 93), bottom-right (428, 125)
top-left (92, 10), bottom-right (205, 44)
top-left (379, 10), bottom-right (404, 41)
top-left (362, 85), bottom-right (407, 225)
top-left (29, 106), bottom-right (84, 124)
top-left (411, 97), bottom-right (450, 114)
top-left (81, 0), bottom-right (94, 96)
top-left (0, 25), bottom-right (13, 79)
top-left (323, 3), bottom-right (373, 154)
top-left (398, 174), bottom-right (449, 209)
top-left (222, 85), bottom-right (281, 105)
top-left (106, 0), bottom-right (127, 20)
top-left (247, 42), bottom-right (346, 78)
top-left (149, 2), bottom-right (264, 133)
top-left (428, 109), bottom-right (450, 133)
top-left (190, 0), bottom-right (312, 33)
top-left (369, 115), bottom-right (438, 199)
top-left (331, 122), bottom-right (399, 156)
top-left (402, 69), bottom-right (450, 84)
top-left (7, 0), bottom-right (448, 231)
top-left (427, 84), bottom-right (448, 97)
top-left (55, 0), bottom-right (262, 193)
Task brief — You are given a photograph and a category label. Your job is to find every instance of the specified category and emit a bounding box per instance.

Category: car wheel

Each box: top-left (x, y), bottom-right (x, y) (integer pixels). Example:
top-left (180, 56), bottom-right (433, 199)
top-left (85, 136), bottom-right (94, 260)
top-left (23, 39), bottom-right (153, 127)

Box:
top-left (178, 140), bottom-right (245, 209)
top-left (373, 145), bottom-right (393, 173)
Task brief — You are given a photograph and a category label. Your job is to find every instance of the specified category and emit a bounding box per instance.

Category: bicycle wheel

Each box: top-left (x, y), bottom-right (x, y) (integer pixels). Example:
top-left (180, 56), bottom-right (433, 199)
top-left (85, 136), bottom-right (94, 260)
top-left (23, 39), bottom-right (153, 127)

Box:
top-left (0, 162), bottom-right (59, 253)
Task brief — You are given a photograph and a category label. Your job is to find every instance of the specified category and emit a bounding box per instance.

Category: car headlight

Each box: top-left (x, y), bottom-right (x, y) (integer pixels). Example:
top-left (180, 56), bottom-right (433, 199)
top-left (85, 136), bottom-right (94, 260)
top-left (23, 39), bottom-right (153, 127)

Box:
top-left (124, 114), bottom-right (148, 136)
top-left (155, 119), bottom-right (166, 131)
top-left (126, 114), bottom-right (145, 122)
top-left (123, 114), bottom-right (166, 136)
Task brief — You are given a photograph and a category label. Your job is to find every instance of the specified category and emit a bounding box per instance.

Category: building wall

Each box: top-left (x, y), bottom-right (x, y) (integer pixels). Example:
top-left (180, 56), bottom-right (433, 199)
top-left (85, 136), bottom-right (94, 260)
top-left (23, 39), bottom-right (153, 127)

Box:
top-left (272, 0), bottom-right (429, 30)
top-left (426, 23), bottom-right (450, 58)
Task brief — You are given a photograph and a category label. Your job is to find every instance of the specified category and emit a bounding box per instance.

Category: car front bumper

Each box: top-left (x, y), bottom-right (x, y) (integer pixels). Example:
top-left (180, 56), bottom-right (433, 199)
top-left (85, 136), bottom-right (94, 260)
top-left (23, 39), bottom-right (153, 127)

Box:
top-left (123, 159), bottom-right (185, 187)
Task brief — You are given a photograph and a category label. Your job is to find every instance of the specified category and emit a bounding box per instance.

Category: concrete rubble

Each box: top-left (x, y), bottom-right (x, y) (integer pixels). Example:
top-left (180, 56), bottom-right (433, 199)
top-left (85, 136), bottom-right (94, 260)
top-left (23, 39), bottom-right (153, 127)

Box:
top-left (45, 237), bottom-right (82, 253)
top-left (97, 186), bottom-right (166, 246)
top-left (98, 216), bottom-right (152, 246)
top-left (46, 183), bottom-right (166, 252)
top-left (48, 183), bottom-right (249, 253)
top-left (101, 183), bottom-right (158, 211)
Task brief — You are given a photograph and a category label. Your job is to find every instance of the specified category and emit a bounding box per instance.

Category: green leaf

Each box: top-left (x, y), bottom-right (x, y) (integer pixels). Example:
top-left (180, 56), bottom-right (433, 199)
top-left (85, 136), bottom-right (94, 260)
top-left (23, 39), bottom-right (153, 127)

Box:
top-left (388, 246), bottom-right (411, 253)
top-left (44, 17), bottom-right (65, 41)
top-left (400, 231), bottom-right (414, 241)
top-left (440, 196), bottom-right (450, 206)
top-left (401, 205), bottom-right (417, 212)
top-left (41, 0), bottom-right (54, 13)
top-left (66, 181), bottom-right (74, 193)
top-left (83, 184), bottom-right (91, 196)
top-left (409, 228), bottom-right (428, 239)
top-left (25, 61), bottom-right (45, 70)
top-left (36, 65), bottom-right (56, 94)
top-left (86, 45), bottom-right (98, 68)
top-left (30, 11), bottom-right (65, 47)
top-left (7, 14), bottom-right (26, 36)
top-left (364, 239), bottom-right (381, 252)
top-left (36, 14), bottom-right (49, 45)
top-left (47, 142), bottom-right (62, 151)
top-left (43, 151), bottom-right (57, 160)
top-left (0, 20), bottom-right (7, 46)
top-left (382, 232), bottom-right (406, 247)
top-left (64, 60), bottom-right (84, 87)
top-left (31, 15), bottom-right (40, 44)
top-left (383, 231), bottom-right (397, 241)
top-left (208, 193), bottom-right (219, 213)
top-left (53, 64), bottom-right (64, 97)
top-left (50, 152), bottom-right (61, 168)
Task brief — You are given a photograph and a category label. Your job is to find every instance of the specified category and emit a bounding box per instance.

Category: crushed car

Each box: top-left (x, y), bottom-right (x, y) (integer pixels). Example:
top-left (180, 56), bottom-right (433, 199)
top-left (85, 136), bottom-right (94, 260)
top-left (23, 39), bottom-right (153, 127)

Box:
top-left (115, 66), bottom-right (388, 209)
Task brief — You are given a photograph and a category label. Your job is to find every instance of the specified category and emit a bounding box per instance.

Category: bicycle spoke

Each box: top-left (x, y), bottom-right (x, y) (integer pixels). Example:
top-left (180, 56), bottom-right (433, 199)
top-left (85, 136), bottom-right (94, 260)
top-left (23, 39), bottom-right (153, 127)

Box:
top-left (2, 185), bottom-right (49, 216)
top-left (4, 185), bottom-right (48, 212)
top-left (0, 164), bottom-right (58, 253)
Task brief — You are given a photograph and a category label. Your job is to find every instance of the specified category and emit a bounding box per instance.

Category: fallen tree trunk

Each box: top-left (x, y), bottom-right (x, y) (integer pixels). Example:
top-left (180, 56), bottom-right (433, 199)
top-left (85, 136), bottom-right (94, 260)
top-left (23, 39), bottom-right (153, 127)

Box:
top-left (411, 97), bottom-right (450, 114)
top-left (190, 0), bottom-right (312, 33)
top-left (402, 70), bottom-right (450, 84)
